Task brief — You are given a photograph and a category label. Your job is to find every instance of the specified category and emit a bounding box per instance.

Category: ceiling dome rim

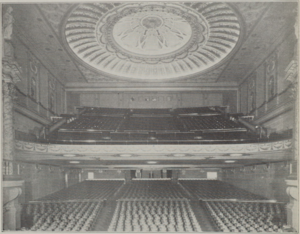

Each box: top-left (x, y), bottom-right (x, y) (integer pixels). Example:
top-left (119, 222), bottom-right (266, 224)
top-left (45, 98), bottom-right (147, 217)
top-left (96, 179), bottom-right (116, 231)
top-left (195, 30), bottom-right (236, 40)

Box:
top-left (61, 2), bottom-right (245, 82)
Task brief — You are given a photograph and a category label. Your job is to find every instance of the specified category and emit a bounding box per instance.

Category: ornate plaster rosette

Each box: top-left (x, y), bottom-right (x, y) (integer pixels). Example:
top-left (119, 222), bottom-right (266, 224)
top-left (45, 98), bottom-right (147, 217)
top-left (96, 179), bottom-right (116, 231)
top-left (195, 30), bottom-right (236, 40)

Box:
top-left (63, 2), bottom-right (242, 81)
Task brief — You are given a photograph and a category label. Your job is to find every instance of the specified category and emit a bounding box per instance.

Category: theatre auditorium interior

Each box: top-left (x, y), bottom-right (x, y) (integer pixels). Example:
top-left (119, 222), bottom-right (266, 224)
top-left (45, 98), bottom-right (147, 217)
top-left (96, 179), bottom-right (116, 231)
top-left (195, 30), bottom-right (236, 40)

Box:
top-left (1, 1), bottom-right (299, 232)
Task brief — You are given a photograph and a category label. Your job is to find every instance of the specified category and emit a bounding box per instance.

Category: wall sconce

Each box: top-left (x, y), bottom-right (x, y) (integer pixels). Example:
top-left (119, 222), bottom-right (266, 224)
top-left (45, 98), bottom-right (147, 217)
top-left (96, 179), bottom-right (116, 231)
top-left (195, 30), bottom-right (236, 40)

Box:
top-left (48, 166), bottom-right (54, 173)
top-left (250, 165), bottom-right (257, 172)
top-left (263, 163), bottom-right (271, 172)
top-left (35, 164), bottom-right (42, 173)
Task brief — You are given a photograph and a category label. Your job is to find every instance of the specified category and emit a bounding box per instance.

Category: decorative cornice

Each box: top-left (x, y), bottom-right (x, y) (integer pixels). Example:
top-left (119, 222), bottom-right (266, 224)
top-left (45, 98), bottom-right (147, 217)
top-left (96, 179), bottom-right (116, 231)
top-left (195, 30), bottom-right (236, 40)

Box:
top-left (64, 81), bottom-right (238, 92)
top-left (15, 139), bottom-right (292, 155)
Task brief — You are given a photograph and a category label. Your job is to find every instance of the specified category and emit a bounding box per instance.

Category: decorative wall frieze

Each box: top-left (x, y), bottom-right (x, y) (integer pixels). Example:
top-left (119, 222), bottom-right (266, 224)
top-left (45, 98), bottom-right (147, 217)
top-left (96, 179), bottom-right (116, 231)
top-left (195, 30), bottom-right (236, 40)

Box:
top-left (15, 139), bottom-right (292, 155)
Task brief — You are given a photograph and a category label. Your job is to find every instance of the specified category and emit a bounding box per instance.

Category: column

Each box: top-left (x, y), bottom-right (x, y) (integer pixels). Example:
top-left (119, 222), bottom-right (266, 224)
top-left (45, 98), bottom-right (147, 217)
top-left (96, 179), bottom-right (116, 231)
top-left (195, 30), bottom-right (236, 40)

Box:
top-left (286, 180), bottom-right (298, 231)
top-left (284, 16), bottom-right (298, 230)
top-left (65, 172), bottom-right (69, 188)
top-left (2, 181), bottom-right (24, 230)
top-left (2, 6), bottom-right (23, 231)
top-left (2, 80), bottom-right (16, 161)
top-left (2, 5), bottom-right (21, 164)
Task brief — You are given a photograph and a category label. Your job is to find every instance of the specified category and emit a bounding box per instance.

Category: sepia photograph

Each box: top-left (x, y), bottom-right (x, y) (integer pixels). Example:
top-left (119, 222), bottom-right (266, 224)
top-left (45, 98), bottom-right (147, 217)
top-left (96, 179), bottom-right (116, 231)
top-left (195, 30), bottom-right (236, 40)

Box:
top-left (1, 1), bottom-right (299, 232)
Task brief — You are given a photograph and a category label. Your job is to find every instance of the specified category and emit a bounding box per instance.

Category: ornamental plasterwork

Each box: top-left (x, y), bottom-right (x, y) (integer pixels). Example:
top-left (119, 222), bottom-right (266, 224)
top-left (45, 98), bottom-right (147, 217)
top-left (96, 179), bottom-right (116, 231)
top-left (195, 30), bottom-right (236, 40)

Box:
top-left (63, 2), bottom-right (242, 81)
top-left (37, 4), bottom-right (73, 35)
top-left (15, 139), bottom-right (292, 155)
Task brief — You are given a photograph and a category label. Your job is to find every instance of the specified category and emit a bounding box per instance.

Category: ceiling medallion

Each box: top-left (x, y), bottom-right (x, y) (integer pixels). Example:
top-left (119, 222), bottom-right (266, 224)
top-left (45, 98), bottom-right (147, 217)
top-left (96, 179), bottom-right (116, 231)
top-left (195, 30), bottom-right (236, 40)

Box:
top-left (103, 6), bottom-right (203, 58)
top-left (63, 2), bottom-right (242, 81)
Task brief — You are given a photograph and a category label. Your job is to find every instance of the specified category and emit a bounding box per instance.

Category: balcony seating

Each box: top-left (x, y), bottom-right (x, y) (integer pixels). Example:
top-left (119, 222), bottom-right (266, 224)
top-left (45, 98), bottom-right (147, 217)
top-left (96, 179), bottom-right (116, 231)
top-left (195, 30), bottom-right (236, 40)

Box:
top-left (117, 181), bottom-right (189, 199)
top-left (82, 107), bottom-right (128, 116)
top-left (120, 117), bottom-right (179, 132)
top-left (174, 107), bottom-right (221, 114)
top-left (180, 116), bottom-right (246, 132)
top-left (59, 117), bottom-right (124, 131)
top-left (38, 106), bottom-right (270, 143)
top-left (179, 180), bottom-right (266, 200)
top-left (204, 201), bottom-right (285, 232)
top-left (109, 200), bottom-right (202, 232)
top-left (130, 108), bottom-right (171, 115)
top-left (38, 181), bottom-right (124, 201)
top-left (22, 201), bottom-right (103, 231)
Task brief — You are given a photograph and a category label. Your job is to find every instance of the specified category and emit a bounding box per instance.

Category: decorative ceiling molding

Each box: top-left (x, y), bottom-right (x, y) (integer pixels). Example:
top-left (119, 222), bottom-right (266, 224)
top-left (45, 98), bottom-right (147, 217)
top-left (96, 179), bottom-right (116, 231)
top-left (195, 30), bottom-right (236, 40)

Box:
top-left (34, 2), bottom-right (277, 84)
top-left (62, 2), bottom-right (243, 82)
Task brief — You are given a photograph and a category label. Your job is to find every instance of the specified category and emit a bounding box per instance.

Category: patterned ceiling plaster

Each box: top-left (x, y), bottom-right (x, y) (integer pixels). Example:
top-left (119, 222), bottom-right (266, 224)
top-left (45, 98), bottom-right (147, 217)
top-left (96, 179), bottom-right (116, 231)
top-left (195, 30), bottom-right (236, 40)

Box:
top-left (218, 3), bottom-right (296, 82)
top-left (12, 5), bottom-right (84, 83)
top-left (63, 2), bottom-right (243, 82)
top-left (38, 4), bottom-right (73, 35)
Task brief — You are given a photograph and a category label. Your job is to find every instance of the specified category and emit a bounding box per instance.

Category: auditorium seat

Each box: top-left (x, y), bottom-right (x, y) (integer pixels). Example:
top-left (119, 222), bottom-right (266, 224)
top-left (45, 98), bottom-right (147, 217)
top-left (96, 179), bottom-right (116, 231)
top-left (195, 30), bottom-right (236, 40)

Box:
top-left (81, 107), bottom-right (128, 116)
top-left (179, 180), bottom-right (267, 200)
top-left (180, 116), bottom-right (246, 131)
top-left (119, 117), bottom-right (180, 132)
top-left (204, 201), bottom-right (286, 232)
top-left (130, 108), bottom-right (171, 115)
top-left (117, 180), bottom-right (189, 199)
top-left (109, 200), bottom-right (201, 232)
top-left (38, 180), bottom-right (124, 201)
top-left (22, 201), bottom-right (103, 231)
top-left (174, 107), bottom-right (221, 114)
top-left (59, 117), bottom-right (124, 131)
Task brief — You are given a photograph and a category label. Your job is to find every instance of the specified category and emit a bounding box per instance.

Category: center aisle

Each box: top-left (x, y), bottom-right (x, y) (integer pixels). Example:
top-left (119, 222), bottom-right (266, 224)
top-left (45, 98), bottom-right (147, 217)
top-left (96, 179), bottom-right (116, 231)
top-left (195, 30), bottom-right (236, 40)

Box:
top-left (189, 200), bottom-right (219, 232)
top-left (91, 201), bottom-right (117, 231)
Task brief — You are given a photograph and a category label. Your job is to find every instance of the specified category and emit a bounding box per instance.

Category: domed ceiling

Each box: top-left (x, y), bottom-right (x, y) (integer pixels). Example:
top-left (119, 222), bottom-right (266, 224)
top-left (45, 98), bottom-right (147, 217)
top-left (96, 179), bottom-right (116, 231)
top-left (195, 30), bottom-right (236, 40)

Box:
top-left (63, 2), bottom-right (243, 81)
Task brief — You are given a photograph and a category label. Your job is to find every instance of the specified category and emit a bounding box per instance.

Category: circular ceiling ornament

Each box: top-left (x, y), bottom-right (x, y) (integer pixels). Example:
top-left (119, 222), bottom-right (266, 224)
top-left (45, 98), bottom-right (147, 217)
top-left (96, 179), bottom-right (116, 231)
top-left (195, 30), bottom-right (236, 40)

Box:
top-left (111, 11), bottom-right (194, 56)
top-left (63, 2), bottom-right (243, 81)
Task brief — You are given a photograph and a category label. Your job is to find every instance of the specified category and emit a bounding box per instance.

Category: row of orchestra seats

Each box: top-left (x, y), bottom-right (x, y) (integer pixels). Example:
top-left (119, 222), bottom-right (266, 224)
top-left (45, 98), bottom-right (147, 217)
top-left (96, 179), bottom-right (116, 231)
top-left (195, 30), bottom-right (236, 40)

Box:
top-left (116, 181), bottom-right (189, 199)
top-left (20, 180), bottom-right (287, 232)
top-left (108, 200), bottom-right (202, 232)
top-left (204, 201), bottom-right (285, 232)
top-left (22, 201), bottom-right (103, 231)
top-left (38, 181), bottom-right (124, 201)
top-left (179, 180), bottom-right (267, 200)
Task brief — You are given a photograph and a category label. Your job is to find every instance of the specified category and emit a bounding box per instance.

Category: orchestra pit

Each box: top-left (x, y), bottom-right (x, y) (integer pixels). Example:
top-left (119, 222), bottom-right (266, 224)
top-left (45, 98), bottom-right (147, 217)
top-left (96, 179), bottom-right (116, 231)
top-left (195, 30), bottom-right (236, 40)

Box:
top-left (2, 1), bottom-right (298, 233)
